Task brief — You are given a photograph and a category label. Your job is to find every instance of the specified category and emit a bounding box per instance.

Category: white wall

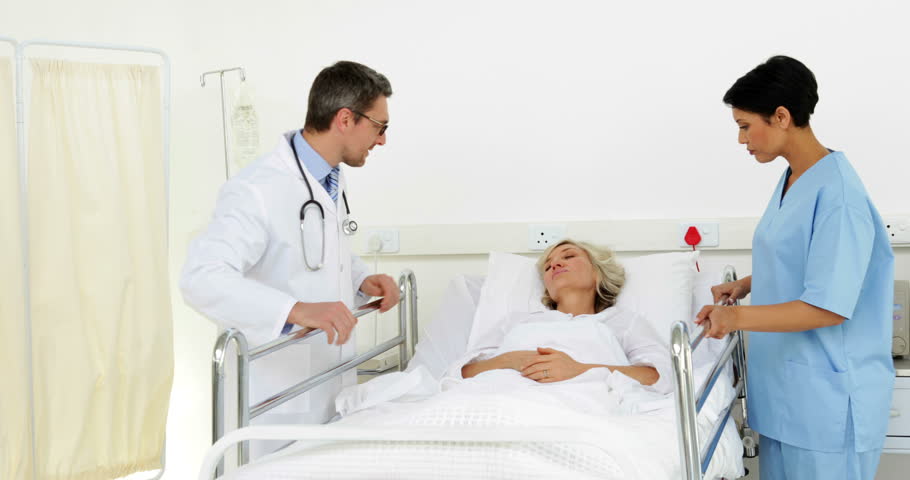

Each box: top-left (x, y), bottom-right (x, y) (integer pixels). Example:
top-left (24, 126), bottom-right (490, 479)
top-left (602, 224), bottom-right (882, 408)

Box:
top-left (3, 1), bottom-right (909, 478)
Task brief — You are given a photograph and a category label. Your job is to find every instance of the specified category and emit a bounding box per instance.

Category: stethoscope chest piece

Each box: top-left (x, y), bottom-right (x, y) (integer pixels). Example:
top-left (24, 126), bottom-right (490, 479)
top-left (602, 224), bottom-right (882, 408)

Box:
top-left (342, 218), bottom-right (358, 236)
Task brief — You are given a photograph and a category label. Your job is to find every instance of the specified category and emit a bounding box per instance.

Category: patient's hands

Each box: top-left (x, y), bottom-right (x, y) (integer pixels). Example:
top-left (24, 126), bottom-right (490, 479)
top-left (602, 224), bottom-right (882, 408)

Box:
top-left (499, 350), bottom-right (542, 371)
top-left (520, 347), bottom-right (592, 383)
top-left (520, 348), bottom-right (659, 386)
top-left (462, 348), bottom-right (609, 383)
top-left (461, 350), bottom-right (538, 379)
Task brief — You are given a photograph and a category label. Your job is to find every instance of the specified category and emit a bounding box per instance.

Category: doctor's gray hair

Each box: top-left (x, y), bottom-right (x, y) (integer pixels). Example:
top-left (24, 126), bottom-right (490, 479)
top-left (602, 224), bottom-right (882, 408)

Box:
top-left (536, 239), bottom-right (625, 313)
top-left (304, 61), bottom-right (393, 133)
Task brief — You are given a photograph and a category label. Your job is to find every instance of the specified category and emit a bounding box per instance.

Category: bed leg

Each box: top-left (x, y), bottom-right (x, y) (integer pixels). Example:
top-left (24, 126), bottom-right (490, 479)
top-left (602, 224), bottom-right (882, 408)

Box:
top-left (742, 426), bottom-right (758, 458)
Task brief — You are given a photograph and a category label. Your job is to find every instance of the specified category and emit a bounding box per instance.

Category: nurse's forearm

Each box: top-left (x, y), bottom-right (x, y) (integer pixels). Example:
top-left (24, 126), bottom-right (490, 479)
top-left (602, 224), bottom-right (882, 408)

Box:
top-left (733, 300), bottom-right (844, 332)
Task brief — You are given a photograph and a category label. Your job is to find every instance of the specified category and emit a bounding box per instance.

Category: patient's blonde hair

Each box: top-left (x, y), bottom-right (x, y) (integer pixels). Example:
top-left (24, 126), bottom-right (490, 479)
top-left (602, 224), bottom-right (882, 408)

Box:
top-left (536, 239), bottom-right (625, 313)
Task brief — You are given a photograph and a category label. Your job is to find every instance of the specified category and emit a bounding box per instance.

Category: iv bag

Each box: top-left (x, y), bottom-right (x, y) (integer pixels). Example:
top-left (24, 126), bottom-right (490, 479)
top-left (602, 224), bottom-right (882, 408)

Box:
top-left (230, 82), bottom-right (260, 174)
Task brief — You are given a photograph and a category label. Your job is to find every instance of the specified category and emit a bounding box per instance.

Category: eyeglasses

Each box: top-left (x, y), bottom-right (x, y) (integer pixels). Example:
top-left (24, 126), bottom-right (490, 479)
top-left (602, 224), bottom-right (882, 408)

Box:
top-left (351, 109), bottom-right (388, 136)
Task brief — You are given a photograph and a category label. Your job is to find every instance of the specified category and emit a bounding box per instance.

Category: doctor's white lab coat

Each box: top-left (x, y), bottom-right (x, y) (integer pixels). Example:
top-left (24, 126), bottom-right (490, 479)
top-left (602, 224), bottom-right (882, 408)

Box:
top-left (181, 132), bottom-right (370, 437)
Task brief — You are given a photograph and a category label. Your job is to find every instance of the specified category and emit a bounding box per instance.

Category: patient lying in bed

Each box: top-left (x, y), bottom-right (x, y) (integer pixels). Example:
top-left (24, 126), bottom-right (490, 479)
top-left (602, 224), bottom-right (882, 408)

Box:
top-left (455, 240), bottom-right (672, 394)
top-left (337, 240), bottom-right (673, 420)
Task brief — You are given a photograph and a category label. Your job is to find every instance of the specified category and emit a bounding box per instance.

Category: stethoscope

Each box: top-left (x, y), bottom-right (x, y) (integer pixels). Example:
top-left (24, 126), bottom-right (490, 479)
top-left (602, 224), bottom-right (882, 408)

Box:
top-left (290, 133), bottom-right (358, 271)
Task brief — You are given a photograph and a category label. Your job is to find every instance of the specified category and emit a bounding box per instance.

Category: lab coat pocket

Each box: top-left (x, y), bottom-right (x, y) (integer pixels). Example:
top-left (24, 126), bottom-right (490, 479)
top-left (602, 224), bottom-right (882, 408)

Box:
top-left (780, 360), bottom-right (849, 452)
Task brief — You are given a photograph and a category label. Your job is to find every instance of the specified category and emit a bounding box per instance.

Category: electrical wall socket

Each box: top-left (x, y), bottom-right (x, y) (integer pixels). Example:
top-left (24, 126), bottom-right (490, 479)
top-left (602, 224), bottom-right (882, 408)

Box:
top-left (884, 217), bottom-right (910, 244)
top-left (678, 222), bottom-right (720, 247)
top-left (528, 224), bottom-right (567, 251)
top-left (365, 229), bottom-right (400, 253)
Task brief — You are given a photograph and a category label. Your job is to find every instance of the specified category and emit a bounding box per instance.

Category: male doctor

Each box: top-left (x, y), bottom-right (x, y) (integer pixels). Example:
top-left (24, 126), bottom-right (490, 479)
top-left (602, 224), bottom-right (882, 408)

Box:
top-left (181, 61), bottom-right (400, 457)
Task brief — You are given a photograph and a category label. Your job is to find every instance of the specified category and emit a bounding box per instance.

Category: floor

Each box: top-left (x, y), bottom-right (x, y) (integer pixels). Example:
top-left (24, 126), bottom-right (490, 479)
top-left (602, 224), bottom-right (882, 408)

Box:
top-left (738, 454), bottom-right (758, 478)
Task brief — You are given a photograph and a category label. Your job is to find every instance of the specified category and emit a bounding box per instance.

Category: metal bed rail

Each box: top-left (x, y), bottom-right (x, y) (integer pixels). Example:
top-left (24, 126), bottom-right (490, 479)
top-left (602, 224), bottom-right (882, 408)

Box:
top-left (211, 270), bottom-right (418, 476)
top-left (200, 425), bottom-right (611, 480)
top-left (671, 265), bottom-right (757, 480)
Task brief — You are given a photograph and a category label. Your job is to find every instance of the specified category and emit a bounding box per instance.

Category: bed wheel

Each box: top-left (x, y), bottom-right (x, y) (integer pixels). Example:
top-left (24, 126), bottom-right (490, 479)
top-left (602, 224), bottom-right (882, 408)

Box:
top-left (742, 430), bottom-right (758, 458)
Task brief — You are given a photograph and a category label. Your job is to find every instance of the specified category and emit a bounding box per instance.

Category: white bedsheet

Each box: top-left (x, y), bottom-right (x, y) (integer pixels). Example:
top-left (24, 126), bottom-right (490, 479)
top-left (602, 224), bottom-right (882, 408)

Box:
top-left (221, 357), bottom-right (743, 480)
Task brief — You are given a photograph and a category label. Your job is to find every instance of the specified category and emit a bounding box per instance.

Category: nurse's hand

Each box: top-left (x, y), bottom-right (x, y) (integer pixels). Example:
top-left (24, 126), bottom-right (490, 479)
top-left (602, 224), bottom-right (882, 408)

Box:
top-left (694, 305), bottom-right (739, 339)
top-left (287, 301), bottom-right (357, 345)
top-left (710, 277), bottom-right (751, 305)
top-left (359, 274), bottom-right (400, 312)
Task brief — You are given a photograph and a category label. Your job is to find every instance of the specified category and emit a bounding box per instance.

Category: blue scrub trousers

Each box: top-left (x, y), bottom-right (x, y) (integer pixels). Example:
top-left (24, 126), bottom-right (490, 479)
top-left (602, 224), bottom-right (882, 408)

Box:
top-left (758, 406), bottom-right (883, 480)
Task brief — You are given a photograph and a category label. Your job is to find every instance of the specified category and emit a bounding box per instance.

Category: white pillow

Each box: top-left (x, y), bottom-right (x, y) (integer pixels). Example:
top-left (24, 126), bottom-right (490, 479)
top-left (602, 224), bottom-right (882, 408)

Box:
top-left (465, 250), bottom-right (699, 353)
top-left (465, 253), bottom-right (546, 354)
top-left (616, 251), bottom-right (700, 344)
top-left (406, 275), bottom-right (484, 379)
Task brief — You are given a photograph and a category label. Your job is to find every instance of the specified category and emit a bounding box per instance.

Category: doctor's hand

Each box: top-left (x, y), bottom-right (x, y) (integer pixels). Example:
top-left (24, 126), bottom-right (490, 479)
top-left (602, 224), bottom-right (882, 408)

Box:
top-left (710, 277), bottom-right (751, 305)
top-left (359, 274), bottom-right (400, 312)
top-left (520, 347), bottom-right (590, 383)
top-left (694, 305), bottom-right (739, 339)
top-left (287, 301), bottom-right (357, 345)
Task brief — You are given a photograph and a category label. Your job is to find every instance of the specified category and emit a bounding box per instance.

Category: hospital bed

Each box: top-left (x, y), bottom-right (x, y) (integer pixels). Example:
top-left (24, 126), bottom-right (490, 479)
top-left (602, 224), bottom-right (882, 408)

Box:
top-left (201, 261), bottom-right (756, 480)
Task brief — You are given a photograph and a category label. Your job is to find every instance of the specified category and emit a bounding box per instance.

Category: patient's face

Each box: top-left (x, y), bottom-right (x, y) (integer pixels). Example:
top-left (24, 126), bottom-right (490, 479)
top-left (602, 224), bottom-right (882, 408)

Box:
top-left (542, 244), bottom-right (598, 302)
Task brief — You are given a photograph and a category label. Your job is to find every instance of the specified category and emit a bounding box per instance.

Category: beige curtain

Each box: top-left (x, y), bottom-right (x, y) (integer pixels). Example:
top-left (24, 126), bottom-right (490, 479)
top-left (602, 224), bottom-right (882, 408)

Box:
top-left (0, 56), bottom-right (35, 480)
top-left (27, 59), bottom-right (173, 479)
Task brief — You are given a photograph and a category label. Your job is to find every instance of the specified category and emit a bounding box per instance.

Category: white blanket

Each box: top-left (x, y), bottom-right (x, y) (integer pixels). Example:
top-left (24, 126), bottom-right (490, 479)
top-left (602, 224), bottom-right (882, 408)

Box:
top-left (223, 358), bottom-right (742, 479)
top-left (222, 308), bottom-right (742, 479)
top-left (221, 308), bottom-right (742, 480)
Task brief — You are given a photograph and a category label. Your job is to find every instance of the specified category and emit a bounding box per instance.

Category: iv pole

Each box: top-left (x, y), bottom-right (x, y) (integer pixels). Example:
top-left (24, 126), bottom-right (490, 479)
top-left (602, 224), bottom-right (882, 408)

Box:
top-left (201, 67), bottom-right (246, 179)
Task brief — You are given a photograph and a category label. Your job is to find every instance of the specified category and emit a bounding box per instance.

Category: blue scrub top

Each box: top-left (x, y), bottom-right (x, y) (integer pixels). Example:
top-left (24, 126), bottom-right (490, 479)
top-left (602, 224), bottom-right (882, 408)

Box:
top-left (748, 151), bottom-right (895, 453)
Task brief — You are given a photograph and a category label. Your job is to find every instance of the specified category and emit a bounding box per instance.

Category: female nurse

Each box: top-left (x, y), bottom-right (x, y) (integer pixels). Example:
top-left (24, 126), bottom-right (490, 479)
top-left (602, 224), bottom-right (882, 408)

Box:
top-left (695, 55), bottom-right (895, 479)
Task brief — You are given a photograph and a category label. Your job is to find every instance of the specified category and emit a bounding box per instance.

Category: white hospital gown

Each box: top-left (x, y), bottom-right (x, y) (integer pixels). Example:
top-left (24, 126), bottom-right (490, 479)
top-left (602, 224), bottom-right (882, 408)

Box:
top-left (337, 306), bottom-right (674, 418)
top-left (449, 306), bottom-right (673, 395)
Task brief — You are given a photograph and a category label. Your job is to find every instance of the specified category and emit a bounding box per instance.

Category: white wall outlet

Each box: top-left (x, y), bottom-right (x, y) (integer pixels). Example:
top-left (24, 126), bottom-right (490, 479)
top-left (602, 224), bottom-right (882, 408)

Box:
top-left (884, 217), bottom-right (910, 244)
top-left (528, 224), bottom-right (567, 251)
top-left (365, 229), bottom-right (400, 253)
top-left (678, 222), bottom-right (720, 247)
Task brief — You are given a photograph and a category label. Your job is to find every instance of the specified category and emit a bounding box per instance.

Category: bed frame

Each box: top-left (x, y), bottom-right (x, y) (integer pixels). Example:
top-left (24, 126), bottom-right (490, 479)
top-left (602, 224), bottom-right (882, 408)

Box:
top-left (671, 265), bottom-right (758, 479)
top-left (203, 266), bottom-right (757, 480)
top-left (209, 270), bottom-right (418, 476)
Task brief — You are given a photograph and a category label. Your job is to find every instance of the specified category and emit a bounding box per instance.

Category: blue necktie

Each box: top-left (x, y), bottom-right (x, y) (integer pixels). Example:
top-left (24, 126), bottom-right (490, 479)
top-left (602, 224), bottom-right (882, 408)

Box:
top-left (326, 167), bottom-right (339, 202)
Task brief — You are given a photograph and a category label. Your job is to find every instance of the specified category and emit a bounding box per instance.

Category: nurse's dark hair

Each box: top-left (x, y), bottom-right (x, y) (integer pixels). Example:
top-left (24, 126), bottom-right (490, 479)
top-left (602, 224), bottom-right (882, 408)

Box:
top-left (304, 61), bottom-right (392, 132)
top-left (723, 55), bottom-right (818, 127)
